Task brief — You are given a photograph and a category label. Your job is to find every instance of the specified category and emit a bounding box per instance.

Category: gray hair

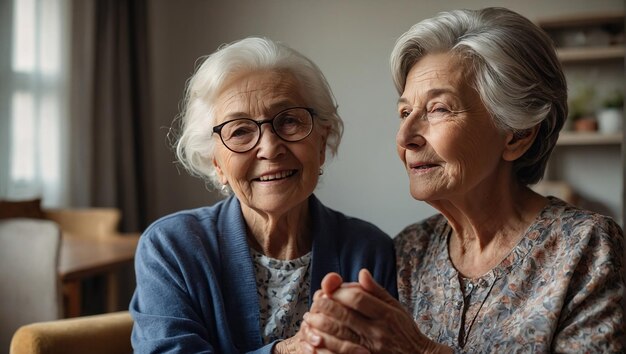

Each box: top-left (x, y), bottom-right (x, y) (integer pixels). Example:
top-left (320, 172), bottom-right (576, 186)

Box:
top-left (172, 37), bottom-right (343, 194)
top-left (390, 7), bottom-right (567, 185)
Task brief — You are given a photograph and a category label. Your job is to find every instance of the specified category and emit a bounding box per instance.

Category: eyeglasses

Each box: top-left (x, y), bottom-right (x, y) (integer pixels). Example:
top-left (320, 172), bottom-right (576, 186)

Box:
top-left (212, 107), bottom-right (316, 153)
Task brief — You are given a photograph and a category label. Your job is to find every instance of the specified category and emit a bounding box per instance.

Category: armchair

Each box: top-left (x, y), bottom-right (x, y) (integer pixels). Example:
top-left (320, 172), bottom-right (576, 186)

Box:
top-left (10, 311), bottom-right (133, 354)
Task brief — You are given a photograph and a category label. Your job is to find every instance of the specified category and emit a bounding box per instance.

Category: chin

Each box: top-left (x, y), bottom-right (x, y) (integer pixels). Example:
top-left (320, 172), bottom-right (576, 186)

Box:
top-left (409, 186), bottom-right (436, 202)
top-left (409, 191), bottom-right (427, 201)
top-left (258, 193), bottom-right (309, 212)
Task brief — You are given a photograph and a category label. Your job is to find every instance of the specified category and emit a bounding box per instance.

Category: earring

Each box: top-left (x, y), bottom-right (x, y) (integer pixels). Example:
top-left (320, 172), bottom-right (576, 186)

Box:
top-left (221, 184), bottom-right (228, 191)
top-left (319, 168), bottom-right (324, 176)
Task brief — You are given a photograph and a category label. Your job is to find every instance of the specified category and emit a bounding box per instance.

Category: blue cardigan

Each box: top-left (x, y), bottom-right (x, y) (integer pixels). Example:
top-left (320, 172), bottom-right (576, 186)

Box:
top-left (130, 195), bottom-right (397, 353)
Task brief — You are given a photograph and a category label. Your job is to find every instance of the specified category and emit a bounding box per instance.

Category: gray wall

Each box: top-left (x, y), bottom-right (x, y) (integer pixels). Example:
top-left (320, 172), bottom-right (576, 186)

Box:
top-left (147, 0), bottom-right (624, 236)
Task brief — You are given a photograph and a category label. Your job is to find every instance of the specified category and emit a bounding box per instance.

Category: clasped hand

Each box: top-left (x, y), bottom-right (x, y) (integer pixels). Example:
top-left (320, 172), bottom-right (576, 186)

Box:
top-left (298, 269), bottom-right (450, 354)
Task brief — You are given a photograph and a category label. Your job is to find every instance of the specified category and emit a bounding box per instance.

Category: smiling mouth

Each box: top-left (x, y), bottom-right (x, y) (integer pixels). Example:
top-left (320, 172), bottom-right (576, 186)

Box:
top-left (256, 170), bottom-right (297, 182)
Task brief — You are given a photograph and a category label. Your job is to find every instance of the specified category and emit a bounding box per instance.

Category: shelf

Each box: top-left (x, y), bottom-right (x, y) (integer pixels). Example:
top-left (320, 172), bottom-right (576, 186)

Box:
top-left (537, 12), bottom-right (624, 29)
top-left (537, 12), bottom-right (625, 63)
top-left (557, 46), bottom-right (625, 62)
top-left (556, 132), bottom-right (622, 146)
top-left (538, 11), bottom-right (625, 227)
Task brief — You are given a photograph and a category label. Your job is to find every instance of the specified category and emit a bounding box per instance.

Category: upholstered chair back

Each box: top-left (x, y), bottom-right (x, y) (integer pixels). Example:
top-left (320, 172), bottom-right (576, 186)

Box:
top-left (0, 219), bottom-right (62, 351)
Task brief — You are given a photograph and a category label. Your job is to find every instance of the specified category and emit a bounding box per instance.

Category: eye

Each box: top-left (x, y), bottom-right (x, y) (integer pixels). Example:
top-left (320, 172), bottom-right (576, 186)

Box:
top-left (280, 115), bottom-right (300, 126)
top-left (222, 120), bottom-right (256, 140)
top-left (275, 110), bottom-right (310, 136)
top-left (398, 108), bottom-right (411, 119)
top-left (430, 103), bottom-right (451, 113)
top-left (426, 103), bottom-right (452, 120)
top-left (230, 126), bottom-right (255, 137)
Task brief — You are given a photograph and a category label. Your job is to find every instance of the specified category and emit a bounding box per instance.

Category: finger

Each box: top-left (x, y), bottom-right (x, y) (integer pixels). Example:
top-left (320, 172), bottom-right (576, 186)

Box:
top-left (307, 346), bottom-right (338, 354)
top-left (304, 311), bottom-right (362, 344)
top-left (301, 321), bottom-right (322, 347)
top-left (309, 295), bottom-right (365, 323)
top-left (312, 349), bottom-right (334, 354)
top-left (358, 269), bottom-right (396, 304)
top-left (297, 329), bottom-right (318, 354)
top-left (314, 281), bottom-right (358, 303)
top-left (321, 272), bottom-right (343, 295)
top-left (330, 286), bottom-right (392, 320)
top-left (309, 326), bottom-right (371, 354)
top-left (313, 289), bottom-right (325, 302)
top-left (300, 342), bottom-right (316, 354)
top-left (339, 282), bottom-right (362, 289)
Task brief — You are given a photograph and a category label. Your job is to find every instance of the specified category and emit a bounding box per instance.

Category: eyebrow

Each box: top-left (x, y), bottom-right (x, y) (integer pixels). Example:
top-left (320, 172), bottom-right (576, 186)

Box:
top-left (397, 88), bottom-right (457, 105)
top-left (222, 100), bottom-right (300, 120)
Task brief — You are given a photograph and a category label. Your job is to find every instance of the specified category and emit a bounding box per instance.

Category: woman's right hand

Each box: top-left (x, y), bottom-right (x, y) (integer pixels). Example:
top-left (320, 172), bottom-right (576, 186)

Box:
top-left (301, 269), bottom-right (452, 354)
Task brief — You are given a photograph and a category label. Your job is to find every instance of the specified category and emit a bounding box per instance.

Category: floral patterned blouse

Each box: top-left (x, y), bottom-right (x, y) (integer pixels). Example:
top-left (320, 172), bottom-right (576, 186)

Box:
top-left (250, 248), bottom-right (311, 344)
top-left (395, 197), bottom-right (625, 353)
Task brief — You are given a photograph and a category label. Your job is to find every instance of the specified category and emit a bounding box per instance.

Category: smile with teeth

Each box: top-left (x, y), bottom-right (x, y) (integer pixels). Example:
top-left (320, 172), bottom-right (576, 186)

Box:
top-left (257, 170), bottom-right (297, 181)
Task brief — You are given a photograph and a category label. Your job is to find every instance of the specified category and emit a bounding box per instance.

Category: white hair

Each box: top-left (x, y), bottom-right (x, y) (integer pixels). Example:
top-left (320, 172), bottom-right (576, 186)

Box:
top-left (171, 37), bottom-right (343, 194)
top-left (390, 7), bottom-right (567, 185)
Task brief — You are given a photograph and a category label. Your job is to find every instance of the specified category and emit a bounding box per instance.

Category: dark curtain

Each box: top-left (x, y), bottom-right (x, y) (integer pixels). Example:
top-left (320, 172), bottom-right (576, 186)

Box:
top-left (90, 0), bottom-right (153, 232)
top-left (68, 0), bottom-right (154, 314)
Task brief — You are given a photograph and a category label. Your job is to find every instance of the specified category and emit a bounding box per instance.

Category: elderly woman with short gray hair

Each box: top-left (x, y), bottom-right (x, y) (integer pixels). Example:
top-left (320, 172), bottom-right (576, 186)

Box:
top-left (129, 37), bottom-right (397, 354)
top-left (301, 7), bottom-right (625, 353)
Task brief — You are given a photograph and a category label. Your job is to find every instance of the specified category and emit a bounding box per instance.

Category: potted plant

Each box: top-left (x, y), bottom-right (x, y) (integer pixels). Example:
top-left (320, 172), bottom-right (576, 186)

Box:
top-left (569, 86), bottom-right (597, 132)
top-left (596, 90), bottom-right (623, 134)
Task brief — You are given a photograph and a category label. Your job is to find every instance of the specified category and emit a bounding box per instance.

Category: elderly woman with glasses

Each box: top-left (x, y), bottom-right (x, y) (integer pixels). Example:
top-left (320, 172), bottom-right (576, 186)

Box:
top-left (129, 37), bottom-right (397, 354)
top-left (300, 7), bottom-right (624, 354)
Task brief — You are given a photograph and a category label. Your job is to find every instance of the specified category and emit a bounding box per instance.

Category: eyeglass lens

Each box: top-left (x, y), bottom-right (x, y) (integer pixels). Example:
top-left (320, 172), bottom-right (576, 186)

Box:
top-left (218, 108), bottom-right (313, 152)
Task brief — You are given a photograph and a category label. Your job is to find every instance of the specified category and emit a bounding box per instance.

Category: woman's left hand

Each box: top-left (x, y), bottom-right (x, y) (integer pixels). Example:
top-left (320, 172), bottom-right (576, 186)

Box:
top-left (273, 327), bottom-right (308, 353)
top-left (301, 269), bottom-right (451, 354)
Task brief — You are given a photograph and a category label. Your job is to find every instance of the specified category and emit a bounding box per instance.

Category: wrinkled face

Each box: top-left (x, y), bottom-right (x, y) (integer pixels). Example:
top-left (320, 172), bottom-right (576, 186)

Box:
top-left (396, 53), bottom-right (508, 202)
top-left (212, 70), bottom-right (327, 215)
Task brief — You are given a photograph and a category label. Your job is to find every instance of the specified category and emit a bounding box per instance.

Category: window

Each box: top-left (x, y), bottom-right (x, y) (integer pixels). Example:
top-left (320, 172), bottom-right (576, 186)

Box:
top-left (2, 0), bottom-right (70, 205)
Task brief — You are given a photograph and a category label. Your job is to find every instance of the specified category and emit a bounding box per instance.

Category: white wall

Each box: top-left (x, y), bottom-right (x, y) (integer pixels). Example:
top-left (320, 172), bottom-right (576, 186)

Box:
top-left (147, 0), bottom-right (624, 236)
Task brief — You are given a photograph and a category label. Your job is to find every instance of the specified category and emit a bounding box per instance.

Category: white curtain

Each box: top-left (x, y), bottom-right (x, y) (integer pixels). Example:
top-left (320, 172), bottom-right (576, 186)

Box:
top-left (0, 0), bottom-right (71, 207)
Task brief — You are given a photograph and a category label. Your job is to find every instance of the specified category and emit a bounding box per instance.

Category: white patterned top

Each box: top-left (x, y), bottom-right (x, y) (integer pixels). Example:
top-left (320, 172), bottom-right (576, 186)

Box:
top-left (250, 247), bottom-right (311, 344)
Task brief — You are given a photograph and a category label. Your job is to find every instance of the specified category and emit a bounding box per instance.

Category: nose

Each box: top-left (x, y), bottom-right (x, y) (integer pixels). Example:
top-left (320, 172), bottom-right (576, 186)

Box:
top-left (256, 124), bottom-right (286, 159)
top-left (396, 113), bottom-right (427, 150)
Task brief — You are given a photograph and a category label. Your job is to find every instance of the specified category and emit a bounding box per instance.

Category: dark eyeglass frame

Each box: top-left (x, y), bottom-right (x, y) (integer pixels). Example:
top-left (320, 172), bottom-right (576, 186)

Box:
top-left (212, 107), bottom-right (316, 153)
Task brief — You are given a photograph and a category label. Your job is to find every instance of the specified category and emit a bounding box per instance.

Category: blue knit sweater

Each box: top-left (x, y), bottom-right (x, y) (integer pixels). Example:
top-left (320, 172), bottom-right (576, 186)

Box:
top-left (130, 195), bottom-right (397, 353)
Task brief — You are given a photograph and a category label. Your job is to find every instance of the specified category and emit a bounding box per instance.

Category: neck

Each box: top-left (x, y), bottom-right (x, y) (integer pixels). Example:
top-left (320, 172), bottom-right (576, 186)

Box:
top-left (241, 200), bottom-right (312, 260)
top-left (431, 176), bottom-right (547, 278)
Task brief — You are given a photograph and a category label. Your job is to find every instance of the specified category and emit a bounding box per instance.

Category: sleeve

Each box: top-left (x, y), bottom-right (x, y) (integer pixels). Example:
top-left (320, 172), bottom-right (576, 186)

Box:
top-left (552, 217), bottom-right (626, 353)
top-left (349, 223), bottom-right (398, 300)
top-left (376, 239), bottom-right (399, 300)
top-left (130, 225), bottom-right (278, 354)
top-left (247, 344), bottom-right (276, 354)
top-left (130, 227), bottom-right (217, 354)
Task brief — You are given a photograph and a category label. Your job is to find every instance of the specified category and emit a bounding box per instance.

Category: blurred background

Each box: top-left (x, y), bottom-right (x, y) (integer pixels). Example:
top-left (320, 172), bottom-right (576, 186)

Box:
top-left (0, 0), bottom-right (623, 236)
top-left (0, 1), bottom-right (623, 341)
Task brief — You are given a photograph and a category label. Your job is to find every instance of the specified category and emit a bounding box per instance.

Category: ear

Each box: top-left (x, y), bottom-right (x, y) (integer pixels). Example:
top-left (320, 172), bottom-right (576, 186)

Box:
top-left (502, 125), bottom-right (539, 162)
top-left (212, 157), bottom-right (228, 185)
